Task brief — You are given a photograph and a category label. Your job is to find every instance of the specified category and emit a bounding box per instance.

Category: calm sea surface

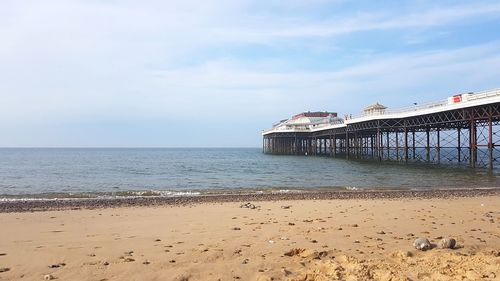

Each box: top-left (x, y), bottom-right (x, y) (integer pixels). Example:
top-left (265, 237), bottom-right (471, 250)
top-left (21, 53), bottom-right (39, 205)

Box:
top-left (0, 148), bottom-right (499, 198)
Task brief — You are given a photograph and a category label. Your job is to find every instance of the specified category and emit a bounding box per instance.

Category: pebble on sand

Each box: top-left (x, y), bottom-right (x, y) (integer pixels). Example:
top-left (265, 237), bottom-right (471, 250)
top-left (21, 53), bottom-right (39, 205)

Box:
top-left (44, 274), bottom-right (55, 280)
top-left (240, 203), bottom-right (257, 209)
top-left (413, 238), bottom-right (432, 251)
top-left (438, 237), bottom-right (456, 249)
top-left (0, 268), bottom-right (10, 273)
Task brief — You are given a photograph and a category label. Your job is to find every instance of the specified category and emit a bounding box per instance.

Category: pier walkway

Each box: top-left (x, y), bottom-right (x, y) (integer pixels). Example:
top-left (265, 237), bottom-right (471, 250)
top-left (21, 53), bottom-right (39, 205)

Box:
top-left (262, 88), bottom-right (500, 169)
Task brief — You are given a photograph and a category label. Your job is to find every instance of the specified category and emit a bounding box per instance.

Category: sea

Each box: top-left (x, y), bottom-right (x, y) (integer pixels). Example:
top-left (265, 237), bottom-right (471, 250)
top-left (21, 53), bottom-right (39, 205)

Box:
top-left (0, 148), bottom-right (499, 199)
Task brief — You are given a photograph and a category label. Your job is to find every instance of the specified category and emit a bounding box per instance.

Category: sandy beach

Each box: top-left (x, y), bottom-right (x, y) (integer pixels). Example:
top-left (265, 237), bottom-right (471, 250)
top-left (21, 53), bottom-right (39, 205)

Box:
top-left (0, 191), bottom-right (499, 281)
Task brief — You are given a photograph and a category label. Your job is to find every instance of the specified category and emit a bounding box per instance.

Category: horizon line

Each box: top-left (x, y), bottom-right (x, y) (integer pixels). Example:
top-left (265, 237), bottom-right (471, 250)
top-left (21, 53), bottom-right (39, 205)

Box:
top-left (0, 146), bottom-right (261, 149)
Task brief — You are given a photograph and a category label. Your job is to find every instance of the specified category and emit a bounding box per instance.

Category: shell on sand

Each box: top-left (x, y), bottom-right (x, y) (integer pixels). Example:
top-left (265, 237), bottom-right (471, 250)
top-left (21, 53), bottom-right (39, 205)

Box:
top-left (438, 237), bottom-right (456, 249)
top-left (413, 238), bottom-right (432, 251)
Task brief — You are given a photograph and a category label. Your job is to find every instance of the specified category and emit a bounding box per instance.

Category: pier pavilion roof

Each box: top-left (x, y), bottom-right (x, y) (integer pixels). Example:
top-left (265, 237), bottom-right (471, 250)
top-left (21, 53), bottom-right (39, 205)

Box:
top-left (287, 112), bottom-right (338, 125)
top-left (363, 102), bottom-right (387, 115)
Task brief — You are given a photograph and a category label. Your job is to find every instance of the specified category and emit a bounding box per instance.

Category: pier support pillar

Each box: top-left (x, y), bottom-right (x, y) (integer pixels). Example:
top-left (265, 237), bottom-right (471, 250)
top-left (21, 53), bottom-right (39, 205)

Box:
top-left (437, 128), bottom-right (441, 164)
top-left (395, 130), bottom-right (399, 161)
top-left (488, 116), bottom-right (493, 169)
top-left (386, 131), bottom-right (390, 161)
top-left (426, 128), bottom-right (430, 162)
top-left (345, 130), bottom-right (350, 160)
top-left (377, 130), bottom-right (381, 161)
top-left (376, 128), bottom-right (381, 161)
top-left (404, 128), bottom-right (408, 162)
top-left (470, 119), bottom-right (477, 168)
top-left (333, 134), bottom-right (337, 157)
top-left (329, 134), bottom-right (333, 156)
top-left (412, 131), bottom-right (416, 159)
top-left (354, 132), bottom-right (358, 158)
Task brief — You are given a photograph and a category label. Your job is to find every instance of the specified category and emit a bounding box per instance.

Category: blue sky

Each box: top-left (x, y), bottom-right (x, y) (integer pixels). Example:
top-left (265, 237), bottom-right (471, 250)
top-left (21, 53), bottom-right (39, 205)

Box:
top-left (1, 0), bottom-right (500, 147)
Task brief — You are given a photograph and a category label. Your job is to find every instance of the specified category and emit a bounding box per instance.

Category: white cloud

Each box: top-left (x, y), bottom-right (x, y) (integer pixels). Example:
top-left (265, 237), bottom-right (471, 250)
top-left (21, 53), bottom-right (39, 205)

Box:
top-left (208, 2), bottom-right (500, 41)
top-left (2, 39), bottom-right (500, 123)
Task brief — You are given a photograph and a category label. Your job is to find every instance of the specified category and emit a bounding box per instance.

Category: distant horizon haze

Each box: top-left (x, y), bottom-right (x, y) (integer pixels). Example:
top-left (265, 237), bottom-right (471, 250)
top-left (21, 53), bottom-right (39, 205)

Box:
top-left (0, 146), bottom-right (261, 149)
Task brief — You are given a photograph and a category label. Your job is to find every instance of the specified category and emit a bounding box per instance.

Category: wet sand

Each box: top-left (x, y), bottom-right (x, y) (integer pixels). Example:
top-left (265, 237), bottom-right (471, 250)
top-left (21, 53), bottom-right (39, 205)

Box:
top-left (0, 191), bottom-right (499, 280)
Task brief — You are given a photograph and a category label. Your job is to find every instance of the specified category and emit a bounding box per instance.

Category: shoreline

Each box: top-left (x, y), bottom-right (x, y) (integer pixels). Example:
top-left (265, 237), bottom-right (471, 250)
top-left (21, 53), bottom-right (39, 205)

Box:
top-left (1, 187), bottom-right (499, 213)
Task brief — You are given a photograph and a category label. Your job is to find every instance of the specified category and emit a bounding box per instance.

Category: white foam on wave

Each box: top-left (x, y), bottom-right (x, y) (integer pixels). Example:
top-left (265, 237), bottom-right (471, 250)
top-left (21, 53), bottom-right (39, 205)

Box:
top-left (162, 191), bottom-right (201, 196)
top-left (276, 189), bottom-right (304, 193)
top-left (0, 197), bottom-right (90, 202)
top-left (0, 190), bottom-right (203, 201)
top-left (98, 190), bottom-right (202, 198)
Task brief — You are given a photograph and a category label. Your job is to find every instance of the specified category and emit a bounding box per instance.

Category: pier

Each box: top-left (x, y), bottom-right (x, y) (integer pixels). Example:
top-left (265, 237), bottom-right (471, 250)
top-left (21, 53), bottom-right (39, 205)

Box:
top-left (262, 88), bottom-right (500, 169)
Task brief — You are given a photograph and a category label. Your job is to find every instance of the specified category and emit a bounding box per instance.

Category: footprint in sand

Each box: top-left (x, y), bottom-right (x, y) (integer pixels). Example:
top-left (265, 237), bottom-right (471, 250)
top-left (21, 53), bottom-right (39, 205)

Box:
top-left (122, 257), bottom-right (135, 262)
top-left (48, 263), bottom-right (66, 268)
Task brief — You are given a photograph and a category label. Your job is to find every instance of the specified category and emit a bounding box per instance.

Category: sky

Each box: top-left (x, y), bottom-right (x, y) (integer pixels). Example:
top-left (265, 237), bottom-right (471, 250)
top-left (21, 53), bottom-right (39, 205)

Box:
top-left (1, 0), bottom-right (500, 147)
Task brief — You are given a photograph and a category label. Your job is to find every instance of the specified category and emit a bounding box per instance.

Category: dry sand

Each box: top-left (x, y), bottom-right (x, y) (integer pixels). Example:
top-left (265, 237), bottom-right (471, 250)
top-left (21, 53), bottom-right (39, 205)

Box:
top-left (0, 195), bottom-right (499, 281)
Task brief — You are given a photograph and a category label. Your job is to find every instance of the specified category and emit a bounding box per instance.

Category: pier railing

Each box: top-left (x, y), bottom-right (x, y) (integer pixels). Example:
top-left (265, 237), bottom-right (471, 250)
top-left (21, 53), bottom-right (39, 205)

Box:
top-left (263, 88), bottom-right (500, 134)
top-left (467, 88), bottom-right (500, 101)
top-left (350, 88), bottom-right (500, 120)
